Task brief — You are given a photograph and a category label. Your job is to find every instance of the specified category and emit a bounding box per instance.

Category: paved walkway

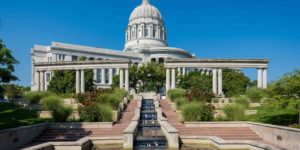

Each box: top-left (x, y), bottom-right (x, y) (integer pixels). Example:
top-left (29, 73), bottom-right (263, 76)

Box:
top-left (159, 100), bottom-right (263, 141)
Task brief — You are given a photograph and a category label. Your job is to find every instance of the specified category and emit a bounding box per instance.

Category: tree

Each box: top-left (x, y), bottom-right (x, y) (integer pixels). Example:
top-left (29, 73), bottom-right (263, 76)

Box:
top-left (137, 62), bottom-right (165, 93)
top-left (222, 69), bottom-right (250, 97)
top-left (268, 69), bottom-right (300, 99)
top-left (0, 39), bottom-right (19, 98)
top-left (178, 71), bottom-right (212, 92)
top-left (48, 56), bottom-right (94, 94)
top-left (129, 64), bottom-right (139, 93)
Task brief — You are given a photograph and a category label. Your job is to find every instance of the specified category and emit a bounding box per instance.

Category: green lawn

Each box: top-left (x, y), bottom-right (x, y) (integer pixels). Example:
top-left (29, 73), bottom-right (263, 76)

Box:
top-left (0, 103), bottom-right (51, 130)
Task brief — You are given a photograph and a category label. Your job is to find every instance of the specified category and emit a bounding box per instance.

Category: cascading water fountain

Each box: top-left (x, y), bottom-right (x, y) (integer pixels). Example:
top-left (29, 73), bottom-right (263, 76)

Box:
top-left (134, 99), bottom-right (168, 150)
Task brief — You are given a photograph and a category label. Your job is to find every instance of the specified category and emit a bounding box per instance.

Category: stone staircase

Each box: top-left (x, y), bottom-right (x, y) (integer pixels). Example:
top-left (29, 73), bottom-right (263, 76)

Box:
top-left (33, 100), bottom-right (137, 143)
top-left (159, 100), bottom-right (263, 141)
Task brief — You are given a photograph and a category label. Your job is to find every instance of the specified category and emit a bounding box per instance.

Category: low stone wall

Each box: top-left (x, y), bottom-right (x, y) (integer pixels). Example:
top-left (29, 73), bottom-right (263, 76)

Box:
top-left (249, 122), bottom-right (300, 150)
top-left (155, 97), bottom-right (179, 150)
top-left (48, 122), bottom-right (113, 129)
top-left (0, 124), bottom-right (47, 150)
top-left (123, 98), bottom-right (141, 150)
top-left (185, 121), bottom-right (300, 150)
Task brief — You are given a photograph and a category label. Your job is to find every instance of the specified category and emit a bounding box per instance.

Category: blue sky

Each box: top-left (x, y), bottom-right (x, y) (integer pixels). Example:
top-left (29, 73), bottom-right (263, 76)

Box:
top-left (0, 0), bottom-right (299, 86)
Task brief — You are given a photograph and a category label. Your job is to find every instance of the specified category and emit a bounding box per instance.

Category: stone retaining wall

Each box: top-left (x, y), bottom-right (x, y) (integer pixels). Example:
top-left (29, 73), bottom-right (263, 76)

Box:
top-left (185, 121), bottom-right (300, 150)
top-left (0, 124), bottom-right (47, 150)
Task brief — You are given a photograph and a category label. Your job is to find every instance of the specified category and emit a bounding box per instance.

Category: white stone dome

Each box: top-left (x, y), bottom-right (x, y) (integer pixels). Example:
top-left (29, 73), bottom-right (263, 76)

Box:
top-left (129, 0), bottom-right (162, 21)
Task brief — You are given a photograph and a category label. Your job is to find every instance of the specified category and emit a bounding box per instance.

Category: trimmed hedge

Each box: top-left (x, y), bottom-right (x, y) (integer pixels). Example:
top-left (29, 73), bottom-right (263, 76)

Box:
top-left (79, 104), bottom-right (112, 122)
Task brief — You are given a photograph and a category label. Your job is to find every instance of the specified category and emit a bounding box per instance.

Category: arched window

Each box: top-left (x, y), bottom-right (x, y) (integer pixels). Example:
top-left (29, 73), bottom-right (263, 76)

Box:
top-left (153, 29), bottom-right (156, 38)
top-left (132, 30), bottom-right (135, 38)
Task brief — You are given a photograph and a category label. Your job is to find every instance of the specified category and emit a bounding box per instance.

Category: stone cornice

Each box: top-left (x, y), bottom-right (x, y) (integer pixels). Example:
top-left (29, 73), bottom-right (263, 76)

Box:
top-left (34, 60), bottom-right (131, 71)
top-left (164, 58), bottom-right (270, 69)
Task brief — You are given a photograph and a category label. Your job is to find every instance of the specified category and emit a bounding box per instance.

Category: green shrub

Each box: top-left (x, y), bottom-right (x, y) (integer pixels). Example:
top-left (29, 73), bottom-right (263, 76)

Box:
top-left (79, 104), bottom-right (112, 122)
top-left (234, 96), bottom-right (250, 108)
top-left (24, 91), bottom-right (53, 104)
top-left (223, 104), bottom-right (245, 121)
top-left (182, 102), bottom-right (214, 121)
top-left (168, 88), bottom-right (185, 102)
top-left (41, 96), bottom-right (73, 122)
top-left (246, 88), bottom-right (265, 103)
top-left (175, 97), bottom-right (188, 110)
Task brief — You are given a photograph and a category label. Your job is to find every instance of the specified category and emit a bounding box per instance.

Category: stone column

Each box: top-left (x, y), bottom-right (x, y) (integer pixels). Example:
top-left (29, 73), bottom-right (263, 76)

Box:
top-left (177, 68), bottom-right (181, 76)
top-left (263, 68), bottom-right (268, 89)
top-left (116, 68), bottom-right (120, 75)
top-left (217, 69), bottom-right (223, 95)
top-left (120, 69), bottom-right (124, 89)
top-left (76, 70), bottom-right (80, 94)
top-left (257, 69), bottom-right (263, 88)
top-left (212, 69), bottom-right (217, 94)
top-left (101, 68), bottom-right (105, 84)
top-left (182, 68), bottom-right (186, 76)
top-left (93, 69), bottom-right (97, 83)
top-left (80, 70), bottom-right (85, 93)
top-left (171, 68), bottom-right (176, 89)
top-left (36, 71), bottom-right (40, 91)
top-left (125, 68), bottom-right (129, 91)
top-left (166, 68), bottom-right (170, 92)
top-left (40, 71), bottom-right (45, 91)
top-left (109, 68), bottom-right (113, 85)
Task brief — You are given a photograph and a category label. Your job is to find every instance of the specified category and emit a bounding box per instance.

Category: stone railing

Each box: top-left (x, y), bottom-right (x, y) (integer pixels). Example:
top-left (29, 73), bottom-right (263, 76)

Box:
top-left (184, 121), bottom-right (300, 150)
top-left (123, 95), bottom-right (142, 150)
top-left (154, 95), bottom-right (179, 150)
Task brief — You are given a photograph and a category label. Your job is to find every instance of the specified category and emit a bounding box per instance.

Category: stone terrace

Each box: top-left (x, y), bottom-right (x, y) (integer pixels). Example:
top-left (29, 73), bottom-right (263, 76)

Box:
top-left (159, 100), bottom-right (263, 141)
top-left (33, 100), bottom-right (137, 143)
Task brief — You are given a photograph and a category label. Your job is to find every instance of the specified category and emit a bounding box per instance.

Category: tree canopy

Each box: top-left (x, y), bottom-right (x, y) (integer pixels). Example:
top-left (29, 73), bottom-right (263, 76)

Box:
top-left (0, 39), bottom-right (19, 83)
top-left (222, 69), bottom-right (250, 97)
top-left (0, 39), bottom-right (19, 98)
top-left (48, 56), bottom-right (94, 94)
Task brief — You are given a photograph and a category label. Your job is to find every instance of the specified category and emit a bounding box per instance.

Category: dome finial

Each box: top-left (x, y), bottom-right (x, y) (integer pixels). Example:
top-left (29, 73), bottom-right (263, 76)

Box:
top-left (143, 0), bottom-right (150, 4)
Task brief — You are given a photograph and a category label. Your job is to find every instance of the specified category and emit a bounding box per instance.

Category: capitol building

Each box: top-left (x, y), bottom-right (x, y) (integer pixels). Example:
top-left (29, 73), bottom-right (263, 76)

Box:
top-left (31, 0), bottom-right (269, 94)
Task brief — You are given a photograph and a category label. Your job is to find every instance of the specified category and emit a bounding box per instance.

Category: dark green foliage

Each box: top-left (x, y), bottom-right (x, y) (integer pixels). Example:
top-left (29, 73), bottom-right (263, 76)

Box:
top-left (178, 71), bottom-right (212, 92)
top-left (2, 84), bottom-right (25, 99)
top-left (48, 70), bottom-right (76, 94)
top-left (223, 104), bottom-right (246, 121)
top-left (182, 102), bottom-right (214, 121)
top-left (23, 91), bottom-right (53, 104)
top-left (246, 87), bottom-right (266, 103)
top-left (268, 69), bottom-right (300, 99)
top-left (0, 39), bottom-right (19, 98)
top-left (79, 104), bottom-right (112, 122)
top-left (137, 62), bottom-right (165, 92)
top-left (175, 97), bottom-right (188, 110)
top-left (42, 96), bottom-right (73, 122)
top-left (0, 103), bottom-right (51, 129)
top-left (112, 75), bottom-right (120, 88)
top-left (222, 69), bottom-right (250, 97)
top-left (48, 56), bottom-right (95, 94)
top-left (254, 99), bottom-right (300, 126)
top-left (167, 88), bottom-right (185, 102)
top-left (129, 64), bottom-right (139, 93)
top-left (186, 88), bottom-right (215, 103)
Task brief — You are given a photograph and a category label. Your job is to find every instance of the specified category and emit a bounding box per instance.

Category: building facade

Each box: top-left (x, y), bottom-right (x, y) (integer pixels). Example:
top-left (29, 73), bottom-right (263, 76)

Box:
top-left (31, 0), bottom-right (269, 95)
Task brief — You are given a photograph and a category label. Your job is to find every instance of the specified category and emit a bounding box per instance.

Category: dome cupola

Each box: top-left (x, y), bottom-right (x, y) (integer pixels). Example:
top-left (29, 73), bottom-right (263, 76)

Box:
top-left (124, 0), bottom-right (167, 52)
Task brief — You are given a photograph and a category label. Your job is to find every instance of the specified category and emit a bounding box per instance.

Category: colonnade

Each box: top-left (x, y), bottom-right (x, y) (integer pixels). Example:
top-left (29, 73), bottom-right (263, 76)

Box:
top-left (166, 67), bottom-right (268, 96)
top-left (35, 67), bottom-right (129, 93)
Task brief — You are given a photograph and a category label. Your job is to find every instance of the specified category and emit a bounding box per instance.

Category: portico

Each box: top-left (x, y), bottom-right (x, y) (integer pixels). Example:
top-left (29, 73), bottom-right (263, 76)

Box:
top-left (33, 60), bottom-right (131, 93)
top-left (165, 59), bottom-right (269, 95)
